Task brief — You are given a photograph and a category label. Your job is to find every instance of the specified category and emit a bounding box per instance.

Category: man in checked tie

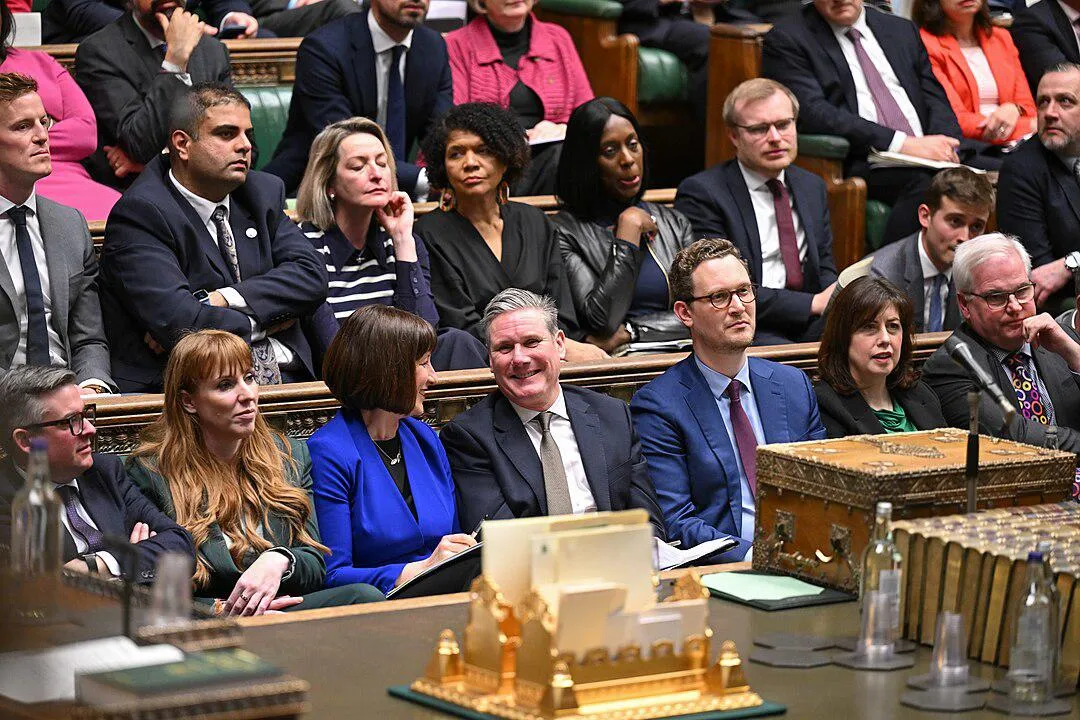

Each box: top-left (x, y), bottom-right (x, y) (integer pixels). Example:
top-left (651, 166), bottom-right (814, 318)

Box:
top-left (924, 233), bottom-right (1080, 457)
top-left (99, 83), bottom-right (327, 392)
top-left (441, 288), bottom-right (666, 540)
top-left (631, 239), bottom-right (826, 562)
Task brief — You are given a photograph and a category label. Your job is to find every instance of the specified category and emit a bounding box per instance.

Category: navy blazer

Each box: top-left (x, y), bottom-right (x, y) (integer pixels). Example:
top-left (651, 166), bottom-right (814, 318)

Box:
top-left (814, 379), bottom-right (947, 438)
top-left (675, 160), bottom-right (837, 341)
top-left (264, 10), bottom-right (454, 195)
top-left (308, 412), bottom-right (460, 594)
top-left (99, 155), bottom-right (328, 392)
top-left (869, 232), bottom-right (961, 333)
top-left (0, 454), bottom-right (194, 584)
top-left (630, 356), bottom-right (826, 561)
top-left (441, 384), bottom-right (667, 540)
top-left (762, 4), bottom-right (962, 170)
top-left (1011, 0), bottom-right (1079, 94)
top-left (997, 137), bottom-right (1080, 267)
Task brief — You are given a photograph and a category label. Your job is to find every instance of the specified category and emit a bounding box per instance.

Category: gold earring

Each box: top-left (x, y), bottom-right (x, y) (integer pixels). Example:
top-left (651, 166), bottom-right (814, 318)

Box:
top-left (439, 188), bottom-right (456, 212)
top-left (497, 181), bottom-right (510, 205)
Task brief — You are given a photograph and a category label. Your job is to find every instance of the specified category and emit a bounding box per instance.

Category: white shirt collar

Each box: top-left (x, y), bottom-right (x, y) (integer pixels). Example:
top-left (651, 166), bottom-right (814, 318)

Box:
top-left (737, 160), bottom-right (786, 193)
top-left (132, 15), bottom-right (165, 49)
top-left (368, 10), bottom-right (414, 55)
top-left (509, 385), bottom-right (569, 425)
top-left (829, 7), bottom-right (869, 37)
top-left (169, 169), bottom-right (229, 227)
top-left (916, 231), bottom-right (952, 281)
top-left (0, 190), bottom-right (39, 218)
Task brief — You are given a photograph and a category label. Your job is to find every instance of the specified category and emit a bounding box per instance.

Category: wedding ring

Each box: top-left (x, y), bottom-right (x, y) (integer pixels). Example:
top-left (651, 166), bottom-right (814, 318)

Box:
top-left (240, 594), bottom-right (250, 601)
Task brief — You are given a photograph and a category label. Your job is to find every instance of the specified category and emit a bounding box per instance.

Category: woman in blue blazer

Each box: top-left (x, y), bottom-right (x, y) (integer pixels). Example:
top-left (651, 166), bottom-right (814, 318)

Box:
top-left (308, 305), bottom-right (476, 594)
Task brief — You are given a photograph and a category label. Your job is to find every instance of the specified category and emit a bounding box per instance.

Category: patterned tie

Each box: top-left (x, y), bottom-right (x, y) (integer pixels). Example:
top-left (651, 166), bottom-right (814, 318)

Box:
top-left (534, 412), bottom-right (574, 516)
top-left (765, 178), bottom-right (804, 290)
top-left (386, 45), bottom-right (406, 161)
top-left (210, 206), bottom-right (281, 385)
top-left (845, 28), bottom-right (915, 136)
top-left (56, 485), bottom-right (106, 554)
top-left (8, 206), bottom-right (50, 366)
top-left (727, 380), bottom-right (758, 497)
top-left (927, 274), bottom-right (946, 333)
top-left (1004, 353), bottom-right (1050, 425)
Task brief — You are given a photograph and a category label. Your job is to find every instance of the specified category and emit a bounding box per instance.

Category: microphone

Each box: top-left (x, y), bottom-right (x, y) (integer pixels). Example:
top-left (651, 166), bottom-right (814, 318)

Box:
top-left (943, 337), bottom-right (1017, 425)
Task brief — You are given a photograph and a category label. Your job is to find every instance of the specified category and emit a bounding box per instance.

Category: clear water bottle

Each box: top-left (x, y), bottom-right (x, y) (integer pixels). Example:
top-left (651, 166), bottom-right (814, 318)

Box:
top-left (1007, 551), bottom-right (1055, 704)
top-left (1035, 541), bottom-right (1061, 694)
top-left (10, 438), bottom-right (62, 575)
top-left (860, 501), bottom-right (902, 647)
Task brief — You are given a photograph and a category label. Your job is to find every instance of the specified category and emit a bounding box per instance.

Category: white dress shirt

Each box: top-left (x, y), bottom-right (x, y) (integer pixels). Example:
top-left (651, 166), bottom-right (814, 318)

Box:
top-left (133, 18), bottom-right (192, 86)
top-left (168, 171), bottom-right (294, 365)
top-left (510, 387), bottom-right (597, 516)
top-left (829, 9), bottom-right (925, 152)
top-left (917, 231), bottom-right (952, 329)
top-left (737, 162), bottom-right (807, 289)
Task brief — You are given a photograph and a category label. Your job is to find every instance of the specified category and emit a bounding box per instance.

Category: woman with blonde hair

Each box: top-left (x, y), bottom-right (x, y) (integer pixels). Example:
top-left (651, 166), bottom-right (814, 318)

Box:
top-left (128, 330), bottom-right (382, 614)
top-left (296, 117), bottom-right (486, 371)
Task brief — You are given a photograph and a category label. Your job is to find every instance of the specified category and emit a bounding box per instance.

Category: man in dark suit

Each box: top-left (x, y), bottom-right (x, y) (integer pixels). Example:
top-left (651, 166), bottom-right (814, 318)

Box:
top-left (74, 0), bottom-right (232, 189)
top-left (676, 79), bottom-right (837, 345)
top-left (922, 233), bottom-right (1080, 453)
top-left (1011, 0), bottom-right (1080, 94)
top-left (870, 166), bottom-right (992, 333)
top-left (0, 366), bottom-right (193, 582)
top-left (44, 0), bottom-right (261, 44)
top-left (264, 0), bottom-right (452, 197)
top-left (998, 63), bottom-right (1080, 310)
top-left (762, 0), bottom-right (968, 244)
top-left (99, 84), bottom-right (328, 392)
top-left (441, 288), bottom-right (666, 539)
top-left (630, 239), bottom-right (826, 562)
top-left (0, 73), bottom-right (115, 393)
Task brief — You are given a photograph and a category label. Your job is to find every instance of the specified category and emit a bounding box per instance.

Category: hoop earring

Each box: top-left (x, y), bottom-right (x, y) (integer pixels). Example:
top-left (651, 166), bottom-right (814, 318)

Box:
top-left (439, 188), bottom-right (456, 213)
top-left (497, 181), bottom-right (510, 206)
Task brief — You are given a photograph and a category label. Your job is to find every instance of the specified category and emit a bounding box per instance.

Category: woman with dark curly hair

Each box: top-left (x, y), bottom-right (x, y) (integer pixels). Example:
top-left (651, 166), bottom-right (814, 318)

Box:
top-left (815, 276), bottom-right (946, 438)
top-left (415, 102), bottom-right (605, 362)
top-left (552, 97), bottom-right (694, 353)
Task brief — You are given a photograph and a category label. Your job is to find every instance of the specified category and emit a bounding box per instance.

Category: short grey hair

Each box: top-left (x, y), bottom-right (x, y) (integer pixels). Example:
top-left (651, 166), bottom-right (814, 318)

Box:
top-left (480, 288), bottom-right (559, 346)
top-left (0, 366), bottom-right (76, 455)
top-left (952, 233), bottom-right (1032, 294)
top-left (1043, 62), bottom-right (1080, 77)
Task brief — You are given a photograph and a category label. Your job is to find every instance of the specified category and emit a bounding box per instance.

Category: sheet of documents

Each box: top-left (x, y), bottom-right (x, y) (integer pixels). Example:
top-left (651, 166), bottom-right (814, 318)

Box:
top-left (702, 572), bottom-right (825, 602)
top-left (653, 536), bottom-right (736, 570)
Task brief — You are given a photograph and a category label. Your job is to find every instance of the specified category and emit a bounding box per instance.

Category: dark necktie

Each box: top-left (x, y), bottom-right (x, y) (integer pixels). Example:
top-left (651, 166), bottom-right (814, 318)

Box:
top-left (727, 380), bottom-right (758, 497)
top-left (386, 45), bottom-right (406, 161)
top-left (9, 206), bottom-right (49, 366)
top-left (534, 411), bottom-right (573, 516)
top-left (1005, 353), bottom-right (1050, 425)
top-left (56, 485), bottom-right (106, 554)
top-left (927, 274), bottom-right (946, 333)
top-left (210, 206), bottom-right (281, 385)
top-left (765, 178), bottom-right (804, 290)
top-left (845, 27), bottom-right (915, 136)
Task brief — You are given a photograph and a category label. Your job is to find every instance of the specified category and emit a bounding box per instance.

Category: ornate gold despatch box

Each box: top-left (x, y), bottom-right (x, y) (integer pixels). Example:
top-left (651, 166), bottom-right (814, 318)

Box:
top-left (751, 429), bottom-right (1075, 593)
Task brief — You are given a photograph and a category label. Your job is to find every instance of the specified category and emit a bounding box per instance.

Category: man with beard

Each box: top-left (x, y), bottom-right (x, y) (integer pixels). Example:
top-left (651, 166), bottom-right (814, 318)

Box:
top-left (98, 84), bottom-right (327, 392)
top-left (74, 0), bottom-right (232, 190)
top-left (997, 63), bottom-right (1080, 310)
top-left (264, 0), bottom-right (452, 198)
top-left (630, 238), bottom-right (826, 561)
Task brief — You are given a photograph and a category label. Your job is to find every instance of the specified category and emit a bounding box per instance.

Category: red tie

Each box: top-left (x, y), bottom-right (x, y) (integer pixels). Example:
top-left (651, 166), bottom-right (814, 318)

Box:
top-left (766, 178), bottom-right (804, 291)
top-left (727, 380), bottom-right (757, 497)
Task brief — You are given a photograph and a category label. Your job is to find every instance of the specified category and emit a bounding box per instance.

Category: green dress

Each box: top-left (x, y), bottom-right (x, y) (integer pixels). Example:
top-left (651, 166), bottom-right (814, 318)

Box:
top-left (872, 401), bottom-right (918, 434)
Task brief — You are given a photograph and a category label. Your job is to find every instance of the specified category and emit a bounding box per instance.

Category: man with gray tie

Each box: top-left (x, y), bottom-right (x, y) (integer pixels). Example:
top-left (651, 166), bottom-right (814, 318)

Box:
top-left (441, 288), bottom-right (666, 539)
top-left (0, 73), bottom-right (115, 394)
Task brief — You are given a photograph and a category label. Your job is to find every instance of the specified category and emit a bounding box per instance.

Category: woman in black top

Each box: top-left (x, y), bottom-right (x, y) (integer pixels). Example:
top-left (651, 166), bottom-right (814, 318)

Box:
top-left (552, 98), bottom-right (695, 353)
top-left (415, 102), bottom-right (606, 362)
top-left (815, 276), bottom-right (947, 438)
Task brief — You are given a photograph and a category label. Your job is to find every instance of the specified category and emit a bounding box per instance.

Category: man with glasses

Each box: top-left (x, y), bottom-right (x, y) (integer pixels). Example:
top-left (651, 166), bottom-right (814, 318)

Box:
top-left (631, 238), bottom-right (826, 561)
top-left (0, 366), bottom-right (192, 580)
top-left (923, 233), bottom-right (1080, 453)
top-left (676, 79), bottom-right (837, 345)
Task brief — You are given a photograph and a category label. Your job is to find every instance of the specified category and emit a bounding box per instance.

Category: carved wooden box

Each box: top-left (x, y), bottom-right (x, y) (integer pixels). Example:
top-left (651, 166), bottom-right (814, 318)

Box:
top-left (751, 429), bottom-right (1075, 593)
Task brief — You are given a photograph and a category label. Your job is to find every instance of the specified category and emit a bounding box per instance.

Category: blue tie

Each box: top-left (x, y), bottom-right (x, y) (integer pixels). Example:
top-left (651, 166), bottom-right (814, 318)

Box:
top-left (927, 274), bottom-right (946, 333)
top-left (9, 206), bottom-right (49, 365)
top-left (386, 45), bottom-right (406, 161)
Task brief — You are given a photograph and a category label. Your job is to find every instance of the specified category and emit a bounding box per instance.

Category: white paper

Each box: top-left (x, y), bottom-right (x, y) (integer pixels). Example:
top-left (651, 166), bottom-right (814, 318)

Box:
top-left (653, 536), bottom-right (736, 571)
top-left (868, 150), bottom-right (987, 174)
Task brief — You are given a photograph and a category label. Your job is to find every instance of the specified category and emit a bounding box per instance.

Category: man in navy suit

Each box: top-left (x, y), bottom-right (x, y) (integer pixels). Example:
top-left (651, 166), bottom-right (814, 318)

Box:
top-left (1011, 0), bottom-right (1080, 94)
top-left (264, 0), bottom-right (453, 198)
top-left (762, 0), bottom-right (969, 244)
top-left (441, 288), bottom-right (666, 539)
top-left (0, 366), bottom-right (193, 582)
top-left (676, 79), bottom-right (837, 345)
top-left (99, 83), bottom-right (328, 392)
top-left (630, 239), bottom-right (826, 561)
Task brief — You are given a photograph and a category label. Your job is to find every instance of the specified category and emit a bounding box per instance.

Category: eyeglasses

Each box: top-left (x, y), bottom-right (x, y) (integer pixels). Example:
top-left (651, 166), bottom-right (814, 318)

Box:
top-left (732, 117), bottom-right (796, 140)
top-left (967, 283), bottom-right (1035, 309)
top-left (688, 285), bottom-right (757, 310)
top-left (24, 405), bottom-right (96, 437)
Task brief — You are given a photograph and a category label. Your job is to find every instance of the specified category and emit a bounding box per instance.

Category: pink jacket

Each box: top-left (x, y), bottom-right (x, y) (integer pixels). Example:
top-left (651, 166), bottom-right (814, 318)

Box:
top-left (445, 15), bottom-right (593, 124)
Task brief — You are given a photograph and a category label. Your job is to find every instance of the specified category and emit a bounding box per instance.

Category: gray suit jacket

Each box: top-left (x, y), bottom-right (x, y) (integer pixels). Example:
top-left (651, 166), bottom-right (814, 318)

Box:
top-left (0, 197), bottom-right (114, 388)
top-left (869, 232), bottom-right (960, 333)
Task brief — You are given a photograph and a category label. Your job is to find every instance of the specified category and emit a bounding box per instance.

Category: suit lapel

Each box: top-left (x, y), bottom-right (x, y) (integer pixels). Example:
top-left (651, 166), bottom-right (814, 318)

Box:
top-left (345, 411), bottom-right (423, 534)
top-left (723, 162), bottom-right (764, 279)
top-left (748, 359), bottom-right (791, 444)
top-left (681, 360), bottom-right (743, 530)
top-left (944, 277), bottom-right (961, 329)
top-left (227, 195), bottom-right (261, 282)
top-left (895, 386), bottom-right (934, 430)
top-left (120, 15), bottom-right (164, 80)
top-left (565, 390), bottom-right (611, 512)
top-left (492, 394), bottom-right (546, 513)
top-left (0, 238), bottom-right (15, 317)
top-left (1047, 149), bottom-right (1080, 228)
top-left (962, 326), bottom-right (1022, 414)
top-left (36, 200), bottom-right (69, 343)
top-left (902, 235), bottom-right (926, 331)
top-left (352, 12), bottom-right (380, 119)
top-left (807, 8), bottom-right (860, 113)
top-left (944, 33), bottom-right (980, 107)
top-left (1045, 0), bottom-right (1080, 58)
top-left (77, 468), bottom-right (125, 540)
top-left (163, 175), bottom-right (234, 281)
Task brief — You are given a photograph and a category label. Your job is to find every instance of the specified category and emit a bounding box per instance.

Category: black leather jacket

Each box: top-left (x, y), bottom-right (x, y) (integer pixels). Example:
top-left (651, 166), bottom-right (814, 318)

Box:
top-left (552, 202), bottom-right (693, 342)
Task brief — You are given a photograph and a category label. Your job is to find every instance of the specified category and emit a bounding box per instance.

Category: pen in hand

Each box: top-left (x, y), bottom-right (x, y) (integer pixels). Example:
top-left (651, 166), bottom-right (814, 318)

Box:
top-left (470, 514), bottom-right (491, 540)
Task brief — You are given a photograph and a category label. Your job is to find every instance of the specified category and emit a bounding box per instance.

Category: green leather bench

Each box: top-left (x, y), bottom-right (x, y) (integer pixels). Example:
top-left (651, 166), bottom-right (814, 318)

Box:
top-left (239, 85), bottom-right (292, 172)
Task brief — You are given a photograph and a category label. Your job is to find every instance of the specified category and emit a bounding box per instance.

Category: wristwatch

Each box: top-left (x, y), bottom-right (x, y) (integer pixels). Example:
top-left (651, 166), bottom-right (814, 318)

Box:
top-left (1065, 252), bottom-right (1080, 273)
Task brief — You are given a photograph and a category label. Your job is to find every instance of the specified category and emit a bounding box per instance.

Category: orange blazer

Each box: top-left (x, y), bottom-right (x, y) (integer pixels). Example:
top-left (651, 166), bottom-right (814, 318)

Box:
top-left (920, 27), bottom-right (1036, 144)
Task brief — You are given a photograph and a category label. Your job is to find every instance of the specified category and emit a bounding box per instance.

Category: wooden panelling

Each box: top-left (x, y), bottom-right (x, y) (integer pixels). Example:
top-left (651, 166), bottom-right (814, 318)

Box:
top-left (705, 22), bottom-right (769, 167)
